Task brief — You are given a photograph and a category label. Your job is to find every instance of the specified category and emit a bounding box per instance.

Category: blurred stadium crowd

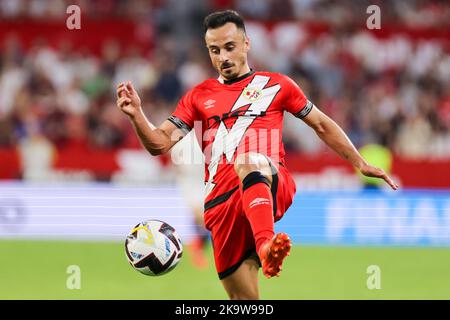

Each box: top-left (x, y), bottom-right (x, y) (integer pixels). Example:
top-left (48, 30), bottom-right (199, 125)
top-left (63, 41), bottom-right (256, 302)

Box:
top-left (1, 0), bottom-right (449, 26)
top-left (0, 0), bottom-right (449, 166)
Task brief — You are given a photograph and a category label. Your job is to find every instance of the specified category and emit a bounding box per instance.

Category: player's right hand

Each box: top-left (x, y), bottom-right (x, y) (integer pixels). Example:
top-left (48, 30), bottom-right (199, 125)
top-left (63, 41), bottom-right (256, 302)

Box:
top-left (116, 81), bottom-right (142, 118)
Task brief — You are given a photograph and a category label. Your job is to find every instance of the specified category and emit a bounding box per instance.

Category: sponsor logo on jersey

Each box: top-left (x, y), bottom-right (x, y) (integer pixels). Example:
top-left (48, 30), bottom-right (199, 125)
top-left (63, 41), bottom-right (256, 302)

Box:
top-left (249, 197), bottom-right (271, 208)
top-left (242, 87), bottom-right (262, 102)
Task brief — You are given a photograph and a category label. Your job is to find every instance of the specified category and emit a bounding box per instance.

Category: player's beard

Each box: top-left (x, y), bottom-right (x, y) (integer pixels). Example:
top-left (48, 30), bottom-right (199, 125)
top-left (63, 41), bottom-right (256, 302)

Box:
top-left (219, 54), bottom-right (249, 80)
top-left (220, 63), bottom-right (238, 80)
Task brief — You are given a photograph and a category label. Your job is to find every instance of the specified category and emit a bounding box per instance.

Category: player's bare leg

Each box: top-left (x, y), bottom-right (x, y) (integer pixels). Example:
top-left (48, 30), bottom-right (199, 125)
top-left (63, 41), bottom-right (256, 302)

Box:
top-left (221, 257), bottom-right (260, 300)
top-left (234, 152), bottom-right (292, 278)
top-left (233, 152), bottom-right (273, 190)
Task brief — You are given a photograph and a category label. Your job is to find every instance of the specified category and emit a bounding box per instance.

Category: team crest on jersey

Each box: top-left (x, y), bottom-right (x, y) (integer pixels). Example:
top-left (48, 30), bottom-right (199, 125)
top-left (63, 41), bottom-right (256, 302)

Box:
top-left (242, 87), bottom-right (262, 102)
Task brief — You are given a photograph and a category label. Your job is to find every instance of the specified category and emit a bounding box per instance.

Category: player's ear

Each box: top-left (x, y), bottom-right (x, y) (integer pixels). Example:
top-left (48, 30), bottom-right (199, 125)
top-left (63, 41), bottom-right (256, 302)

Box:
top-left (244, 34), bottom-right (250, 52)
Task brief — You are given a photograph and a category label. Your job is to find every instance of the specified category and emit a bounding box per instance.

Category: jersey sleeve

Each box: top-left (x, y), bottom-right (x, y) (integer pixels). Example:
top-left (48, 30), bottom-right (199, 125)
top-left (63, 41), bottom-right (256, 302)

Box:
top-left (282, 75), bottom-right (314, 119)
top-left (168, 89), bottom-right (197, 134)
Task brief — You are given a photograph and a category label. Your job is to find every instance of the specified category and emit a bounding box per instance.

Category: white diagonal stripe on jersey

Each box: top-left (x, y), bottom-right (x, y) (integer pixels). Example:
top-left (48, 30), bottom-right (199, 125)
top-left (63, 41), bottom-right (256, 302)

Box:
top-left (205, 75), bottom-right (281, 198)
top-left (229, 75), bottom-right (270, 112)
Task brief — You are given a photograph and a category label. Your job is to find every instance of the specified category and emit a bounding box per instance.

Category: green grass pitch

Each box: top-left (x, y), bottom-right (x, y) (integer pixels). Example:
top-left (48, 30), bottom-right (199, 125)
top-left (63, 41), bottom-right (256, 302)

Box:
top-left (0, 240), bottom-right (448, 299)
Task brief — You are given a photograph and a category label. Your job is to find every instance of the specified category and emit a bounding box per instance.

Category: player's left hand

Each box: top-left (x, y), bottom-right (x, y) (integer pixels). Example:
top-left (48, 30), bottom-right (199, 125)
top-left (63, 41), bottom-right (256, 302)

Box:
top-left (359, 164), bottom-right (399, 190)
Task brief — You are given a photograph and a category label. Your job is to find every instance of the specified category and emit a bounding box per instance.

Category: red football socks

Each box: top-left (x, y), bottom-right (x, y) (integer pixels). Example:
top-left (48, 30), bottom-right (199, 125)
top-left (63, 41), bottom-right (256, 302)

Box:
top-left (241, 180), bottom-right (274, 254)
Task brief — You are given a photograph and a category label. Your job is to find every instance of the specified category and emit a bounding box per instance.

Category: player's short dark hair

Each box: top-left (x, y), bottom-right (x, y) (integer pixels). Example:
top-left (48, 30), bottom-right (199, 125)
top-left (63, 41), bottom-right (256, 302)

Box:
top-left (203, 10), bottom-right (246, 35)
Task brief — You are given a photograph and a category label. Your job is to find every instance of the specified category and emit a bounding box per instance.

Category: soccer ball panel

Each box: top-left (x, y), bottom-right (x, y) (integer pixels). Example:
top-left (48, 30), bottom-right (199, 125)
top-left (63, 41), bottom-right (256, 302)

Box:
top-left (125, 219), bottom-right (183, 276)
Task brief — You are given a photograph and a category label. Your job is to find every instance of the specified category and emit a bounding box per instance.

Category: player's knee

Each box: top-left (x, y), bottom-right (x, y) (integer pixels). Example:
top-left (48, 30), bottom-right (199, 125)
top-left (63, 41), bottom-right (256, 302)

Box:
top-left (234, 153), bottom-right (265, 179)
top-left (234, 153), bottom-right (250, 175)
top-left (234, 162), bottom-right (253, 180)
top-left (234, 154), bottom-right (272, 185)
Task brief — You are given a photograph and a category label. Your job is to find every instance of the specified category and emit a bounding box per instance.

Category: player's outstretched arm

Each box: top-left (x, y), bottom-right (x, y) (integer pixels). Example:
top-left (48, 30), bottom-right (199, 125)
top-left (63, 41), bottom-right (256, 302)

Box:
top-left (116, 81), bottom-right (185, 156)
top-left (301, 106), bottom-right (399, 190)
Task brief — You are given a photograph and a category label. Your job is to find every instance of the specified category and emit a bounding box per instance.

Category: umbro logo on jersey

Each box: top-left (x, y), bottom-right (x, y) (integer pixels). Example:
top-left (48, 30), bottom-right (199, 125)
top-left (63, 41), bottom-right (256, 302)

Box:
top-left (242, 87), bottom-right (262, 102)
top-left (204, 99), bottom-right (216, 109)
top-left (249, 197), bottom-right (270, 208)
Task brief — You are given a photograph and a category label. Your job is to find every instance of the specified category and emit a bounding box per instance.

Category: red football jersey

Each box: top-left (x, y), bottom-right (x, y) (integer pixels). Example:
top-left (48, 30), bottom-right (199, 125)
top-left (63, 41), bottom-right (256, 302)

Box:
top-left (169, 71), bottom-right (312, 207)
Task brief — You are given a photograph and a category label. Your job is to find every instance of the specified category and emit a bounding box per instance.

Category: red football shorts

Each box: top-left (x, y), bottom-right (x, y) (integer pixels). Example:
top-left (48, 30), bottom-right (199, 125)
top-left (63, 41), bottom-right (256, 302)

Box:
top-left (203, 162), bottom-right (297, 279)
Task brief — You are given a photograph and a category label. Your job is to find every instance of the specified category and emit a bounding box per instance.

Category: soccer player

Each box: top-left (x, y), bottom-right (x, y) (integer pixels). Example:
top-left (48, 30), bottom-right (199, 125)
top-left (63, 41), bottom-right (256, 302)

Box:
top-left (116, 10), bottom-right (398, 300)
